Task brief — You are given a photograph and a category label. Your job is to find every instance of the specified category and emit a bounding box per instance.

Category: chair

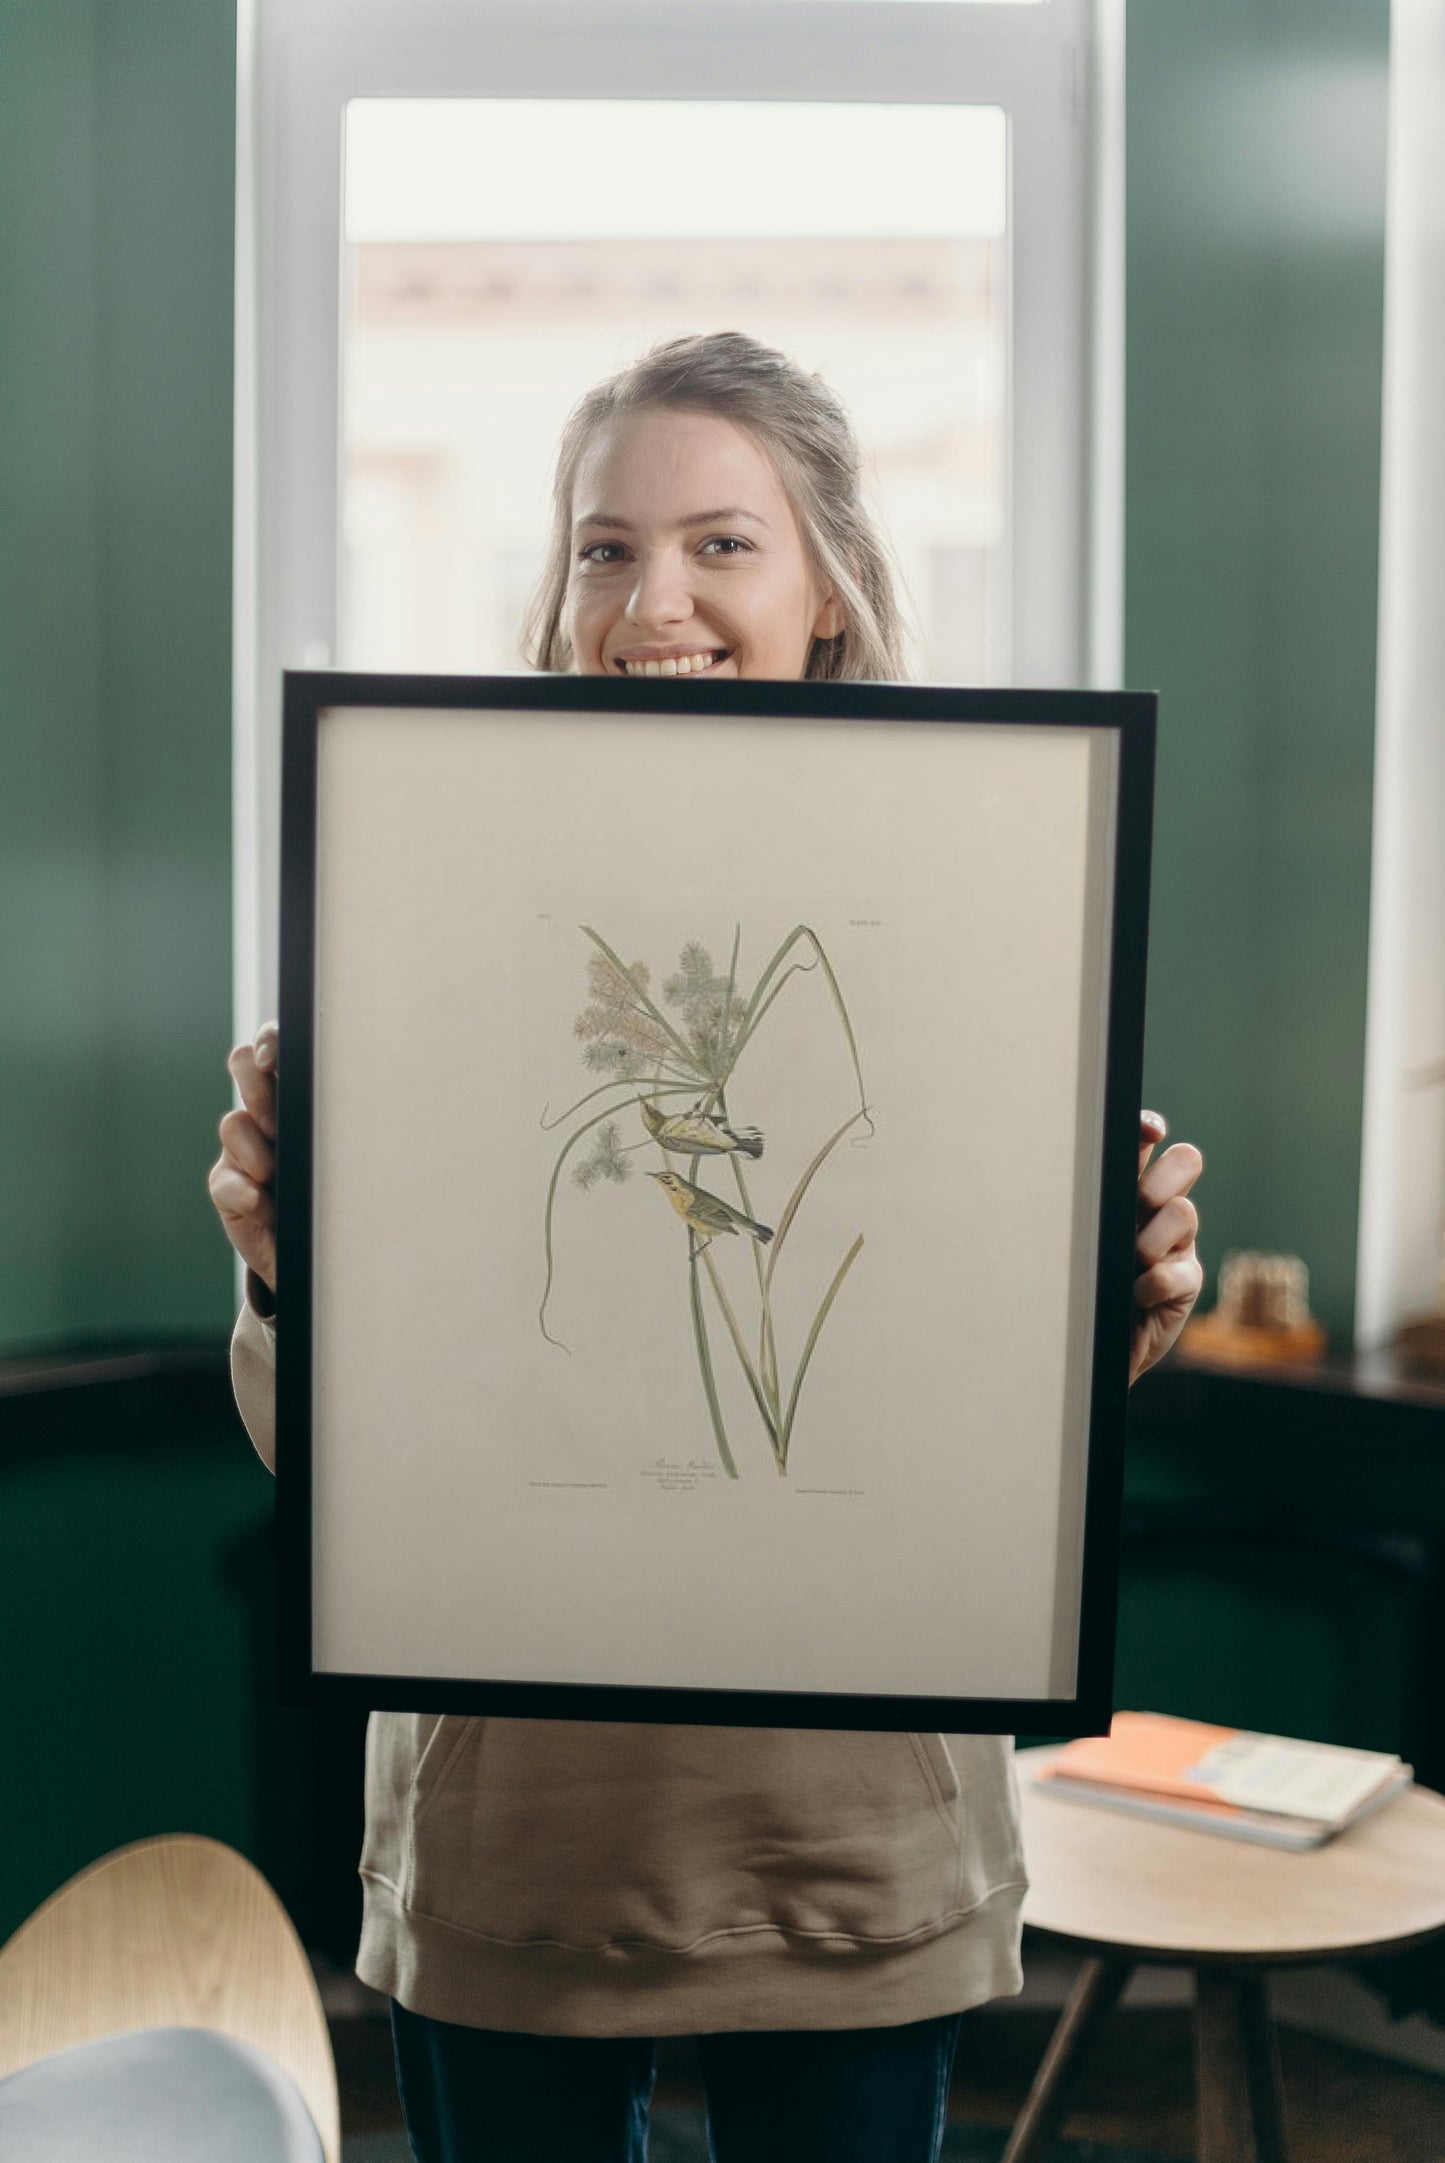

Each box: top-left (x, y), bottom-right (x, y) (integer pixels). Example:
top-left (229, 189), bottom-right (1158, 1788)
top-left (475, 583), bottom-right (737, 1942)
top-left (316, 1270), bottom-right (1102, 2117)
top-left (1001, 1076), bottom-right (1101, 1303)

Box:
top-left (0, 1833), bottom-right (341, 2161)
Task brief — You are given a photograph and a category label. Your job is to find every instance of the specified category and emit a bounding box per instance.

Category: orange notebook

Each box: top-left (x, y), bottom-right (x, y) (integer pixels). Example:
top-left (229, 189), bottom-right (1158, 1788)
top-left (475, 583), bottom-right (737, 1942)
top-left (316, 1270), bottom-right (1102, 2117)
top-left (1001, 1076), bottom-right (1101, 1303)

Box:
top-left (1043, 1711), bottom-right (1403, 1827)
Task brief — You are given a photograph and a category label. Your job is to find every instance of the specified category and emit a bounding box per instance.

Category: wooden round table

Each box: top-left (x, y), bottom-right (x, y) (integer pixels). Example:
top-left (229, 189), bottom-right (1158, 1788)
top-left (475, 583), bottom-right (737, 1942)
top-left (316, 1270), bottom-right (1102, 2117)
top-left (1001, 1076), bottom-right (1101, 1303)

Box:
top-left (1008, 1746), bottom-right (1445, 2163)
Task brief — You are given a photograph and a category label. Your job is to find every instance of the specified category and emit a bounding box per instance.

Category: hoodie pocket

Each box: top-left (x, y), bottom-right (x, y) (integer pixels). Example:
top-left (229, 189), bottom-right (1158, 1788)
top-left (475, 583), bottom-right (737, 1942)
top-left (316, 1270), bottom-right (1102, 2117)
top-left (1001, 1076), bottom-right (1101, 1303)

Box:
top-left (359, 1710), bottom-right (471, 1895)
top-left (411, 1716), bottom-right (476, 1824)
top-left (403, 1715), bottom-right (482, 1897)
top-left (400, 1720), bottom-right (980, 1952)
top-left (909, 1732), bottom-right (962, 1834)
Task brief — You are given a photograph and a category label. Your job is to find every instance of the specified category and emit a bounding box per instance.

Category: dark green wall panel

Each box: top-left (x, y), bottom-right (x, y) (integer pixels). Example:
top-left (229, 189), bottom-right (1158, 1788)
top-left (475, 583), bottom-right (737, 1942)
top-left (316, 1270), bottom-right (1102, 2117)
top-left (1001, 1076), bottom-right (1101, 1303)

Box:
top-left (1120, 1398), bottom-right (1442, 1762)
top-left (1, 1381), bottom-right (370, 1959)
top-left (0, 1397), bottom-right (271, 1942)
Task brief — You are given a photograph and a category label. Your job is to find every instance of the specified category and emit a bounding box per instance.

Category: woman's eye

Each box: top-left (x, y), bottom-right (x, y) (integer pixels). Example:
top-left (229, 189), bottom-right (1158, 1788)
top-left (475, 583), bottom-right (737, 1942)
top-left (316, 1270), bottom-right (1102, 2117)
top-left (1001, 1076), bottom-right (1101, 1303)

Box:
top-left (700, 536), bottom-right (751, 558)
top-left (579, 542), bottom-right (627, 565)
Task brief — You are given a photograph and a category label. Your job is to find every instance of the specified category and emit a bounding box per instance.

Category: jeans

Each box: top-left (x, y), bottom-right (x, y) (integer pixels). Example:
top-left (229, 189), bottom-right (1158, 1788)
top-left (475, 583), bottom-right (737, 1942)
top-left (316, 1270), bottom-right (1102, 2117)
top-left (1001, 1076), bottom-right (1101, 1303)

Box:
top-left (390, 1999), bottom-right (965, 2163)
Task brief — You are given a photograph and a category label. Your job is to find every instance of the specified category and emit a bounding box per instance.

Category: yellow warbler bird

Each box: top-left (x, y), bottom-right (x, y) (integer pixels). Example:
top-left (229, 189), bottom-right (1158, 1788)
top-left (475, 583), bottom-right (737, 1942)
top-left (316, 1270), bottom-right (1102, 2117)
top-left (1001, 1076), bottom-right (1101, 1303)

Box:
top-left (639, 1095), bottom-right (764, 1160)
top-left (648, 1172), bottom-right (774, 1250)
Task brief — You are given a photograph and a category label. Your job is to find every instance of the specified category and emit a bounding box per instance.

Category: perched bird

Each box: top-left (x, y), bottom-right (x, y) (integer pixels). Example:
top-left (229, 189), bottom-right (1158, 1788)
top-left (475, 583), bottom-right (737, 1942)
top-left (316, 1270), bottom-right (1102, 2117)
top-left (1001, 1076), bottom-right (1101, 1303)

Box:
top-left (639, 1095), bottom-right (764, 1160)
top-left (648, 1172), bottom-right (774, 1250)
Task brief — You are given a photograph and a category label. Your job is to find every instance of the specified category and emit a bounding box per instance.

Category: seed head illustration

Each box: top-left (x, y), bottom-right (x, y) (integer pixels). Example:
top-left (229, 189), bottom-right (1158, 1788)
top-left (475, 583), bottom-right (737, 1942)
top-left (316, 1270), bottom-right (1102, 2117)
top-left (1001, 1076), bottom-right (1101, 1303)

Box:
top-left (639, 1095), bottom-right (764, 1161)
top-left (573, 952), bottom-right (672, 1076)
top-left (648, 1171), bottom-right (774, 1251)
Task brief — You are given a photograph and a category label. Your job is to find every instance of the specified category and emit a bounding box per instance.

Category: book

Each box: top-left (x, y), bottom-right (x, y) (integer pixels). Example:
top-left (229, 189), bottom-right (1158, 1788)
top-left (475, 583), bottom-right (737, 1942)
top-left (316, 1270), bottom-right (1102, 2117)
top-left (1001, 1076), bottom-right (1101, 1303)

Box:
top-left (1038, 1763), bottom-right (1413, 1850)
top-left (1034, 1712), bottom-right (1411, 1850)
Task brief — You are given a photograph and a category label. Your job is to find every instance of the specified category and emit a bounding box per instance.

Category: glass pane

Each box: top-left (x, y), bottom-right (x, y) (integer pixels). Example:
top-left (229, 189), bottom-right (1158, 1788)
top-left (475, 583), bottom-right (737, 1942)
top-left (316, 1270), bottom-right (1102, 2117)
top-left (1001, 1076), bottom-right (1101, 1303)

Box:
top-left (341, 99), bottom-right (1007, 683)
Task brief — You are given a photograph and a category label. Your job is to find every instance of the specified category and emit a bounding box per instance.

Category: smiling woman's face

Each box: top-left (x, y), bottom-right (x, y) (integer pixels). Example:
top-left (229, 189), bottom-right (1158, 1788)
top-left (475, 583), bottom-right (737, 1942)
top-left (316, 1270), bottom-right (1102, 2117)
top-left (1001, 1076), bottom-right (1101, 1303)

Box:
top-left (562, 407), bottom-right (842, 680)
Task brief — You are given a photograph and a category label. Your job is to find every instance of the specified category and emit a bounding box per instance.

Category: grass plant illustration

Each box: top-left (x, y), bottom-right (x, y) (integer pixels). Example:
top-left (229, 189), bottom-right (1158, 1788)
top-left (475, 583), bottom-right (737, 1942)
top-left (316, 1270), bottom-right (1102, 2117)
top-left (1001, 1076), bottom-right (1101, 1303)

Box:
top-left (539, 926), bottom-right (871, 1479)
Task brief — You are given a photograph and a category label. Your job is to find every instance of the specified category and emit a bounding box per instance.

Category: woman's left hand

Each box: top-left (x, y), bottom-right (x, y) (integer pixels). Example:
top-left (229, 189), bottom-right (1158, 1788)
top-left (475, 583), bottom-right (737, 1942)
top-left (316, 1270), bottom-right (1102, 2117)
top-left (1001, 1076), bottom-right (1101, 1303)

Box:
top-left (1131, 1112), bottom-right (1204, 1384)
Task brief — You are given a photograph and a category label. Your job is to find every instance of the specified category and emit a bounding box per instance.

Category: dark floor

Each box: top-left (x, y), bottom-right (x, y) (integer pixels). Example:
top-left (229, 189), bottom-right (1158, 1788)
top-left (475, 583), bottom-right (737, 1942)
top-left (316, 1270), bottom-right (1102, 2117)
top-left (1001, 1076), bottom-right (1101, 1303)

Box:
top-left (332, 2001), bottom-right (1445, 2162)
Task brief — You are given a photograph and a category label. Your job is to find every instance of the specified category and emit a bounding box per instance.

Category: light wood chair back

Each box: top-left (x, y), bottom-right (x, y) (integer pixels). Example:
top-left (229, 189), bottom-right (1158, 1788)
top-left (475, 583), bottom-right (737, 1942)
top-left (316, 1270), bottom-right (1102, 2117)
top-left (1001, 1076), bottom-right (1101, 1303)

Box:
top-left (0, 1834), bottom-right (340, 2162)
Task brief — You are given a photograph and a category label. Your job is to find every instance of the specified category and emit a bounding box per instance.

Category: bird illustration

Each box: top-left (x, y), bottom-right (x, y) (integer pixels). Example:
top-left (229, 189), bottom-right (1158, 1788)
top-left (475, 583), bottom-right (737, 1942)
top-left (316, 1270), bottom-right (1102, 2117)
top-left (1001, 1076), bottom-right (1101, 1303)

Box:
top-left (647, 1172), bottom-right (774, 1250)
top-left (639, 1095), bottom-right (765, 1160)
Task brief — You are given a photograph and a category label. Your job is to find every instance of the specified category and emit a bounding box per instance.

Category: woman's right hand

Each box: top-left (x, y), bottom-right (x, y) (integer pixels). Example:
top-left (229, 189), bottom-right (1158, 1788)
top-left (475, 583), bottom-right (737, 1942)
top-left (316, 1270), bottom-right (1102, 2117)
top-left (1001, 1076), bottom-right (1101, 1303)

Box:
top-left (209, 1021), bottom-right (279, 1296)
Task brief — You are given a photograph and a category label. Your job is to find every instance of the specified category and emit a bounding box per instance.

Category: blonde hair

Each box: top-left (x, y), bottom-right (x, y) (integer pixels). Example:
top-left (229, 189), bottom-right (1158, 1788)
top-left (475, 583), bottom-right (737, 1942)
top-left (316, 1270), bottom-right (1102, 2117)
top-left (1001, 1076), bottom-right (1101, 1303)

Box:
top-left (522, 331), bottom-right (913, 682)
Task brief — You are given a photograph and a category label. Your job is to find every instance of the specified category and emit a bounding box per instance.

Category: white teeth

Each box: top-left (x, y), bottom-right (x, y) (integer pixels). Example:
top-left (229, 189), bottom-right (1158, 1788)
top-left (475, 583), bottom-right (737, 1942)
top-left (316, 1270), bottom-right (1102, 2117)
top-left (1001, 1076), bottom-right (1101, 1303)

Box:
top-left (621, 652), bottom-right (722, 676)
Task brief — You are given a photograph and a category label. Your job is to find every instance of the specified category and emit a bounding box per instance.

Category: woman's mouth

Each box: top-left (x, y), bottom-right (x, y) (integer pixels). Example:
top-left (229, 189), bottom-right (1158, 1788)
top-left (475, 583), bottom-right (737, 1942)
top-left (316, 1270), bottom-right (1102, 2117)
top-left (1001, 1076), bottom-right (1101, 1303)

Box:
top-left (615, 649), bottom-right (731, 678)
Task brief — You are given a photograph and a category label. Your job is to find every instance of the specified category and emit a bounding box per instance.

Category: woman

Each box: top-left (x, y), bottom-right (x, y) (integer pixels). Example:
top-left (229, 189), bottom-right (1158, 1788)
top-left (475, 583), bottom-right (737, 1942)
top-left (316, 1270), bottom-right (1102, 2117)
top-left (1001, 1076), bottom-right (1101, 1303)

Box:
top-left (211, 332), bottom-right (1204, 2163)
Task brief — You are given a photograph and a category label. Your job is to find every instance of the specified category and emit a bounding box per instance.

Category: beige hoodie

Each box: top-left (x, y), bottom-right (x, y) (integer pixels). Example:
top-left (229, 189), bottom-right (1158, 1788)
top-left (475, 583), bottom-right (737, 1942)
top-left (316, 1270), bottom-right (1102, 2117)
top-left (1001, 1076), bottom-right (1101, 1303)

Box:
top-left (232, 1293), bottom-right (1027, 2035)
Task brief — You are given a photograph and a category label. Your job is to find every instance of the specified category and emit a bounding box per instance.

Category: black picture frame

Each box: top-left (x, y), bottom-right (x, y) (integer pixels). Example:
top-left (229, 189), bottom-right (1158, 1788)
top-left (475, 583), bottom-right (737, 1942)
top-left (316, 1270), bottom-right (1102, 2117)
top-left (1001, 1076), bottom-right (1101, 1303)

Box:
top-left (277, 671), bottom-right (1155, 1734)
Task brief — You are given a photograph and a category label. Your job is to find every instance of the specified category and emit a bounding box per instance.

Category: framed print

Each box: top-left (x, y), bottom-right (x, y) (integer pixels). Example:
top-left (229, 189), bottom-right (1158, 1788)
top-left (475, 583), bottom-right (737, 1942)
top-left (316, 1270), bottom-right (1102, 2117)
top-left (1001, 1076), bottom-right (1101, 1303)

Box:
top-left (276, 673), bottom-right (1154, 1734)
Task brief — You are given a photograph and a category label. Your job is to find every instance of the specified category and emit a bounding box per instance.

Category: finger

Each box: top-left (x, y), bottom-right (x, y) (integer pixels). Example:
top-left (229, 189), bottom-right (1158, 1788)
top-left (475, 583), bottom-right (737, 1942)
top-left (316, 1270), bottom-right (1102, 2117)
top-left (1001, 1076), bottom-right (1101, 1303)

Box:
top-left (208, 1159), bottom-right (277, 1284)
top-left (254, 1019), bottom-right (278, 1073)
top-left (1134, 1252), bottom-right (1204, 1312)
top-left (227, 1040), bottom-right (277, 1138)
top-left (1138, 1109), bottom-right (1168, 1179)
top-left (1135, 1192), bottom-right (1199, 1269)
top-left (208, 1159), bottom-right (270, 1223)
top-left (218, 1108), bottom-right (274, 1187)
top-left (1138, 1140), bottom-right (1204, 1217)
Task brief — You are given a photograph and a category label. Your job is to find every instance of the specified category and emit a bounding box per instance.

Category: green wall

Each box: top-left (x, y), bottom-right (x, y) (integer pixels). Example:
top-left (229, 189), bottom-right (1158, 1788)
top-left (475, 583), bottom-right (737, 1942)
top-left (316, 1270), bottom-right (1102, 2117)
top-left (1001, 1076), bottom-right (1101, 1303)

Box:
top-left (0, 0), bottom-right (236, 1352)
top-left (1128, 0), bottom-right (1390, 1340)
top-left (0, 1), bottom-right (1390, 1353)
top-left (0, 0), bottom-right (1391, 1350)
top-left (1, 4), bottom-right (108, 1343)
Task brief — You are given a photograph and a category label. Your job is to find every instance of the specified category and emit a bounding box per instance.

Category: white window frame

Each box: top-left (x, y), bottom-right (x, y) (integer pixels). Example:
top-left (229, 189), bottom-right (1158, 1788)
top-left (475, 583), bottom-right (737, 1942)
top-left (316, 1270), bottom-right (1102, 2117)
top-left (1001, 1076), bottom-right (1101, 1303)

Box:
top-left (1355, 0), bottom-right (1445, 1351)
top-left (234, 0), bottom-right (1122, 1031)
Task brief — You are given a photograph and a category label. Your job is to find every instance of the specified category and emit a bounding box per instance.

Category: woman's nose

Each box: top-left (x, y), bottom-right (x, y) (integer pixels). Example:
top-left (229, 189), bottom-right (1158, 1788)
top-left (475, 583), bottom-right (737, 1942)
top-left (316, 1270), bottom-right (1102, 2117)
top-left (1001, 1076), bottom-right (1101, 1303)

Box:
top-left (625, 548), bottom-right (693, 630)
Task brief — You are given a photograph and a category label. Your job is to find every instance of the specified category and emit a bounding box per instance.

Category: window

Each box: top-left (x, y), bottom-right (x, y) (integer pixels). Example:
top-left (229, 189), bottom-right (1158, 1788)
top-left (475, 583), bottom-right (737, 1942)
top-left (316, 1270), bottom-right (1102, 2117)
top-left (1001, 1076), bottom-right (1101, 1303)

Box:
top-left (237, 0), bottom-right (1118, 1024)
top-left (340, 99), bottom-right (1008, 682)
